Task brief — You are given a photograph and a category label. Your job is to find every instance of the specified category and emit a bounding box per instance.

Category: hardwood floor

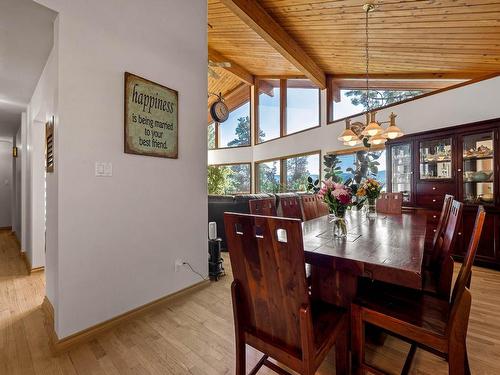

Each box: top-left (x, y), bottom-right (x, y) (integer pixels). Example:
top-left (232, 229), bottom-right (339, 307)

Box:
top-left (1, 228), bottom-right (500, 374)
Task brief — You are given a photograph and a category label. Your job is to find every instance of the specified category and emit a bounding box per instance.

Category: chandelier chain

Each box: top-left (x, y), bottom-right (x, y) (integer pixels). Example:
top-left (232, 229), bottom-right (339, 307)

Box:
top-left (365, 6), bottom-right (370, 112)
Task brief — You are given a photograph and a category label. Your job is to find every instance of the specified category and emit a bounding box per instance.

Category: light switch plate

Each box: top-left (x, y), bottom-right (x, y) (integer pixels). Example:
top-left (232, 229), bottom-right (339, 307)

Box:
top-left (95, 162), bottom-right (112, 177)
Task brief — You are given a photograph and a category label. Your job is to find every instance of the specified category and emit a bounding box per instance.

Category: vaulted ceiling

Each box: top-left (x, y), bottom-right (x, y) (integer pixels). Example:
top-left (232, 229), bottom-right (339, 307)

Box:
top-left (208, 0), bottom-right (500, 102)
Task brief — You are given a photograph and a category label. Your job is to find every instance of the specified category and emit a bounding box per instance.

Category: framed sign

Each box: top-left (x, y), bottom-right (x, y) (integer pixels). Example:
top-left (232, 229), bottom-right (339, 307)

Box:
top-left (124, 72), bottom-right (178, 158)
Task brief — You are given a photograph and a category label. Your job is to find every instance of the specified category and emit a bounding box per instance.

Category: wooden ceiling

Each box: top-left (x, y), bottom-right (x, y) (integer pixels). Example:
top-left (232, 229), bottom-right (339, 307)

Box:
top-left (208, 0), bottom-right (500, 100)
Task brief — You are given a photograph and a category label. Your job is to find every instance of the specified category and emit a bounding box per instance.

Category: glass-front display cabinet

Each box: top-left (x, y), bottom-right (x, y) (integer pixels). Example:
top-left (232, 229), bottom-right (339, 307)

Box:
top-left (461, 131), bottom-right (495, 205)
top-left (419, 137), bottom-right (453, 180)
top-left (390, 143), bottom-right (412, 203)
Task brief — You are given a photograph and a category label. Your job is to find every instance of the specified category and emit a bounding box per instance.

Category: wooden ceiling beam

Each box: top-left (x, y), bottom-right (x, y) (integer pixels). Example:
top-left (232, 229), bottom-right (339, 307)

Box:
top-left (219, 0), bottom-right (326, 89)
top-left (328, 72), bottom-right (482, 80)
top-left (208, 47), bottom-right (255, 86)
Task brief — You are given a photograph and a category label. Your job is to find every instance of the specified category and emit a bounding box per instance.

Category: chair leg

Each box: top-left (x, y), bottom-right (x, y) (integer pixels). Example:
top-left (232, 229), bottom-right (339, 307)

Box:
top-left (465, 344), bottom-right (471, 375)
top-left (448, 340), bottom-right (466, 375)
top-left (335, 321), bottom-right (349, 375)
top-left (351, 304), bottom-right (365, 375)
top-left (236, 335), bottom-right (246, 375)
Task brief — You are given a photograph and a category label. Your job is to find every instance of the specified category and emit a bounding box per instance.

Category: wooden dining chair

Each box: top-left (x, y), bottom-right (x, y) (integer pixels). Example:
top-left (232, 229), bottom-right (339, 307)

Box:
top-left (280, 195), bottom-right (304, 220)
top-left (249, 198), bottom-right (277, 216)
top-left (423, 200), bottom-right (463, 298)
top-left (430, 194), bottom-right (455, 254)
top-left (224, 212), bottom-right (349, 375)
top-left (376, 192), bottom-right (403, 214)
top-left (351, 206), bottom-right (486, 375)
top-left (301, 194), bottom-right (319, 221)
top-left (315, 194), bottom-right (330, 217)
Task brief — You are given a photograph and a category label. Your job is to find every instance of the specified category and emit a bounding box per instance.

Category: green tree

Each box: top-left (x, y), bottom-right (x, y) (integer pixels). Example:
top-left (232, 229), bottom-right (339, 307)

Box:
top-left (286, 156), bottom-right (309, 191)
top-left (207, 166), bottom-right (233, 195)
top-left (344, 89), bottom-right (424, 110)
top-left (258, 161), bottom-right (282, 193)
top-left (227, 164), bottom-right (250, 193)
top-left (207, 123), bottom-right (215, 149)
top-left (227, 116), bottom-right (265, 147)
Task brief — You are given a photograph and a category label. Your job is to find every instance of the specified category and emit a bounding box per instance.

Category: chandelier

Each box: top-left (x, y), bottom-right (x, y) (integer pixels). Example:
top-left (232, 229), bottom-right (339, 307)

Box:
top-left (338, 3), bottom-right (404, 147)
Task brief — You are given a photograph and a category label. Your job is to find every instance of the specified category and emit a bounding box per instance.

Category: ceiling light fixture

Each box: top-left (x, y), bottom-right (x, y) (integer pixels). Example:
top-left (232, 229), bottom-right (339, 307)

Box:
top-left (337, 3), bottom-right (404, 147)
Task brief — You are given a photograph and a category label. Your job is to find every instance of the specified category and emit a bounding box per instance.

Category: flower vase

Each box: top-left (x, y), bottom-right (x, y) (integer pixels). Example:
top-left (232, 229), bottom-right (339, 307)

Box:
top-left (328, 211), bottom-right (347, 238)
top-left (366, 197), bottom-right (377, 218)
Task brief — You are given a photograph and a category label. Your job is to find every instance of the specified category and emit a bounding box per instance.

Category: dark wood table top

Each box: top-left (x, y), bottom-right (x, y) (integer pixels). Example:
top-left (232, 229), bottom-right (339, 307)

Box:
top-left (302, 210), bottom-right (427, 290)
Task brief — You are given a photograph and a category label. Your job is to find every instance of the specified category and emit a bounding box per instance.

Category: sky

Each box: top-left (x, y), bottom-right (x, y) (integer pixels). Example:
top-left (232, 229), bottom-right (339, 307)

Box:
top-left (218, 88), bottom-right (366, 147)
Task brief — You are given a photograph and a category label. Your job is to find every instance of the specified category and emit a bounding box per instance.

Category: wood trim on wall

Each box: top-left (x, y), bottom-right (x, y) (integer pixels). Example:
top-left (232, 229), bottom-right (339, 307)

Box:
top-left (42, 280), bottom-right (210, 354)
top-left (326, 72), bottom-right (500, 125)
top-left (208, 162), bottom-right (253, 194)
top-left (327, 144), bottom-right (386, 156)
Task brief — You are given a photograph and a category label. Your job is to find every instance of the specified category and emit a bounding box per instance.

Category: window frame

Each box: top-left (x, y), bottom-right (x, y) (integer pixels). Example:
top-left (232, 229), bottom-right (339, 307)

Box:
top-left (254, 150), bottom-right (322, 193)
top-left (255, 78), bottom-right (322, 145)
top-left (325, 75), bottom-right (469, 125)
top-left (208, 85), bottom-right (252, 150)
top-left (208, 162), bottom-right (253, 194)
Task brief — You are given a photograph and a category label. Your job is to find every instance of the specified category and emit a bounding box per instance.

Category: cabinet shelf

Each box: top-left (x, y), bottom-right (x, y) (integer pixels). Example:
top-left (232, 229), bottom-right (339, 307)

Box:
top-left (463, 155), bottom-right (493, 161)
top-left (420, 159), bottom-right (452, 164)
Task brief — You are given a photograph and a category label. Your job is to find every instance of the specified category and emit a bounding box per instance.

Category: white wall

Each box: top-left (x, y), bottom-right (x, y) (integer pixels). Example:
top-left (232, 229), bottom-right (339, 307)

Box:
top-left (209, 76), bottom-right (500, 191)
top-left (35, 0), bottom-right (207, 338)
top-left (0, 139), bottom-right (13, 227)
top-left (12, 128), bottom-right (22, 238)
top-left (27, 41), bottom-right (59, 271)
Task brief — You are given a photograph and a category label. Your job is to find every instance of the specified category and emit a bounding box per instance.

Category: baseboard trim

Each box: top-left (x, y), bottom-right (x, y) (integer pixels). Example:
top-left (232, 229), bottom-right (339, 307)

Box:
top-left (19, 251), bottom-right (44, 275)
top-left (42, 279), bottom-right (210, 353)
top-left (20, 251), bottom-right (31, 274)
top-left (0, 226), bottom-right (12, 231)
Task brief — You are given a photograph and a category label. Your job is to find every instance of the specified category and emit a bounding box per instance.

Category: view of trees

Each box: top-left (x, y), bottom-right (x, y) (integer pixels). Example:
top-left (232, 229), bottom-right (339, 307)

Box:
top-left (207, 164), bottom-right (251, 195)
top-left (207, 123), bottom-right (215, 149)
top-left (258, 161), bottom-right (281, 193)
top-left (344, 89), bottom-right (424, 109)
top-left (286, 156), bottom-right (310, 191)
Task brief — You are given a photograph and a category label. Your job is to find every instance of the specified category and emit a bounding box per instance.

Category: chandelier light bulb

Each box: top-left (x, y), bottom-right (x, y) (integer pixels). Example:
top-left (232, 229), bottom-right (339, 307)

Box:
top-left (370, 133), bottom-right (387, 145)
top-left (383, 113), bottom-right (404, 139)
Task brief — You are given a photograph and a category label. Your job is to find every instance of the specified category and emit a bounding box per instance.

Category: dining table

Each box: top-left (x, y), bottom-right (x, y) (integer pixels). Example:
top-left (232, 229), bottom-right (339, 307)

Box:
top-left (302, 210), bottom-right (427, 307)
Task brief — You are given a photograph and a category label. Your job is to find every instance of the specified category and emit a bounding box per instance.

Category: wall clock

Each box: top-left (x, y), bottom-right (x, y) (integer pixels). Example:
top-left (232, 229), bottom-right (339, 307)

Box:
top-left (210, 96), bottom-right (229, 123)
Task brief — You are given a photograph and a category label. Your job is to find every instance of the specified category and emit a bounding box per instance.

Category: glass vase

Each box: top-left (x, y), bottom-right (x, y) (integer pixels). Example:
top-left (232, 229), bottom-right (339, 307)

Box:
top-left (328, 210), bottom-right (347, 238)
top-left (366, 197), bottom-right (377, 219)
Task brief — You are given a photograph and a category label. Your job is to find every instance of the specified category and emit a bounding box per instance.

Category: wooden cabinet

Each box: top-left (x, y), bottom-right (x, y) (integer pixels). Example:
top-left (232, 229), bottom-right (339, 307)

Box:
top-left (387, 118), bottom-right (500, 269)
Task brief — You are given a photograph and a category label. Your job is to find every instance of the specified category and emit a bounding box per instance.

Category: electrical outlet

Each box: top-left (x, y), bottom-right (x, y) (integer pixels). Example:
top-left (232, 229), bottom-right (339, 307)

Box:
top-left (174, 259), bottom-right (184, 272)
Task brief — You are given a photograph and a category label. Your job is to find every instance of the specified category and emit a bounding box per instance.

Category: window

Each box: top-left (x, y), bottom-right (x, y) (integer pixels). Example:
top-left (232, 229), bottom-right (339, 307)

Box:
top-left (207, 85), bottom-right (251, 150)
top-left (218, 89), bottom-right (251, 148)
top-left (286, 80), bottom-right (320, 135)
top-left (256, 159), bottom-right (281, 193)
top-left (256, 151), bottom-right (321, 193)
top-left (331, 148), bottom-right (387, 188)
top-left (284, 153), bottom-right (320, 192)
top-left (208, 163), bottom-right (251, 195)
top-left (331, 88), bottom-right (424, 122)
top-left (258, 79), bottom-right (280, 143)
top-left (207, 122), bottom-right (215, 150)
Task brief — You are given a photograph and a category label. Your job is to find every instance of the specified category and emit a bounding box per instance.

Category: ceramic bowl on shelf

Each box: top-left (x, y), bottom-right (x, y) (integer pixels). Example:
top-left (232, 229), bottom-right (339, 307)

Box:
top-left (481, 194), bottom-right (494, 203)
top-left (473, 171), bottom-right (493, 182)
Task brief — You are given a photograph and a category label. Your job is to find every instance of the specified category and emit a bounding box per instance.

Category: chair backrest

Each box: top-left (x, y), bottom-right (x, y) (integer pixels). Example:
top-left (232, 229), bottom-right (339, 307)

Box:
top-left (280, 195), bottom-right (303, 220)
top-left (376, 192), bottom-right (403, 214)
top-left (448, 206), bottom-right (485, 331)
top-left (432, 200), bottom-right (463, 268)
top-left (249, 198), bottom-right (277, 216)
top-left (431, 194), bottom-right (454, 254)
top-left (301, 194), bottom-right (319, 221)
top-left (224, 212), bottom-right (310, 353)
top-left (315, 194), bottom-right (330, 217)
